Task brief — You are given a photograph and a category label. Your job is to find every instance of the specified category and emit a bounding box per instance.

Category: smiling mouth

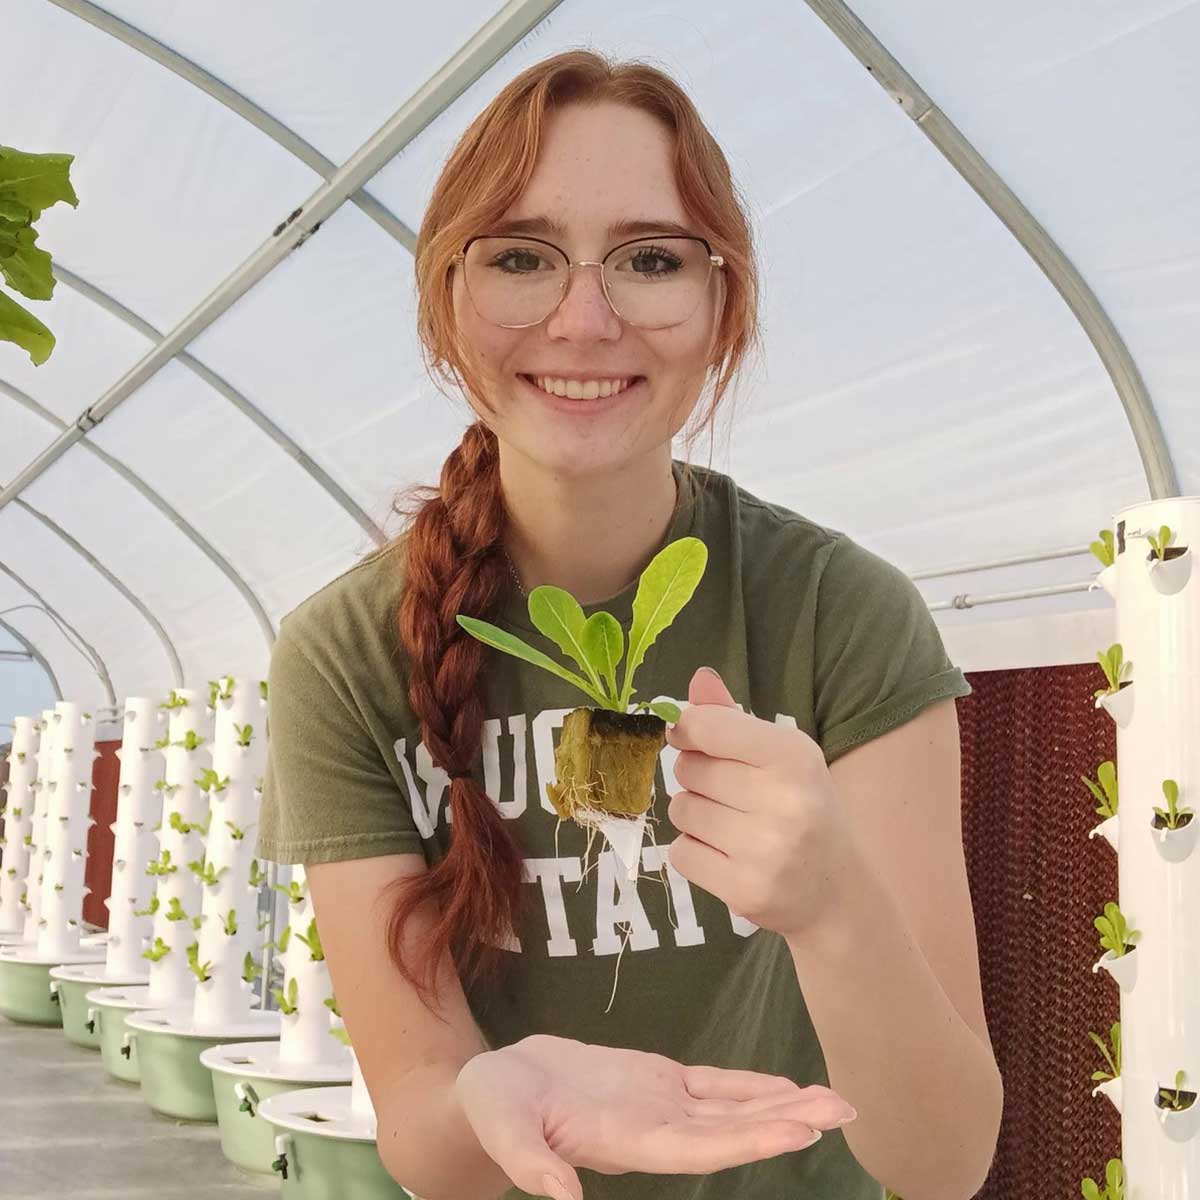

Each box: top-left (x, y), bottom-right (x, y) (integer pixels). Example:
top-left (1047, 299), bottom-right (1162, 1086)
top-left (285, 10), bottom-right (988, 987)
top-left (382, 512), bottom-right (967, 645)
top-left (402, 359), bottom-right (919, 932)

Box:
top-left (519, 374), bottom-right (645, 400)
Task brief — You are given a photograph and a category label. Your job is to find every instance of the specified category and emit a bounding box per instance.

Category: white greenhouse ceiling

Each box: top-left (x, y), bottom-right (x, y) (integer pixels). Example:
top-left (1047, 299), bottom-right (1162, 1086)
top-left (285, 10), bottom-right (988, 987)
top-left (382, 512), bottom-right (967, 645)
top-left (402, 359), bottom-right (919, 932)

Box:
top-left (3, 0), bottom-right (1198, 737)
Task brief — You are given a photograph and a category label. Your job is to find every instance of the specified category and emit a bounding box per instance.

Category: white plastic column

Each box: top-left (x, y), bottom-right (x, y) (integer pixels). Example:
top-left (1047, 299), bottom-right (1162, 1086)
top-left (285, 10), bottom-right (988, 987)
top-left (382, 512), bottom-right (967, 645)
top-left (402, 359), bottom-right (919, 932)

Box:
top-left (0, 715), bottom-right (39, 934)
top-left (192, 676), bottom-right (268, 1026)
top-left (104, 698), bottom-right (167, 976)
top-left (1094, 496), bottom-right (1199, 1193)
top-left (145, 690), bottom-right (213, 1008)
top-left (278, 863), bottom-right (350, 1067)
top-left (19, 709), bottom-right (58, 945)
top-left (38, 703), bottom-right (98, 958)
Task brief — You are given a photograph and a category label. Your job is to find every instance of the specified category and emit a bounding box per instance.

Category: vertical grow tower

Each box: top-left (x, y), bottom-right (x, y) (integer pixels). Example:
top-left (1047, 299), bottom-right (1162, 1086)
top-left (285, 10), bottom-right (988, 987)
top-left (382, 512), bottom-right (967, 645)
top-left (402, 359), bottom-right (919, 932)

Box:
top-left (0, 702), bottom-right (105, 1023)
top-left (125, 676), bottom-right (280, 1121)
top-left (1087, 496), bottom-right (1197, 1195)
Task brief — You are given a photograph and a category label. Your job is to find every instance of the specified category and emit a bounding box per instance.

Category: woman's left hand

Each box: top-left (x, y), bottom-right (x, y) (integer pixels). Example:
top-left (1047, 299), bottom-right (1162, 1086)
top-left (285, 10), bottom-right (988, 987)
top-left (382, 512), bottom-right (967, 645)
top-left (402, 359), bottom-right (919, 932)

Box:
top-left (663, 666), bottom-right (862, 940)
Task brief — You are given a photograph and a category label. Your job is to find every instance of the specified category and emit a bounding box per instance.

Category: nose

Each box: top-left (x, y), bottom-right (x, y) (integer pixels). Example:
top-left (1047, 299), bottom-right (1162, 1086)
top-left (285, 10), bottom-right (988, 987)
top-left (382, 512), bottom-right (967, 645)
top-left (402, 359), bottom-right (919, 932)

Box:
top-left (545, 262), bottom-right (620, 336)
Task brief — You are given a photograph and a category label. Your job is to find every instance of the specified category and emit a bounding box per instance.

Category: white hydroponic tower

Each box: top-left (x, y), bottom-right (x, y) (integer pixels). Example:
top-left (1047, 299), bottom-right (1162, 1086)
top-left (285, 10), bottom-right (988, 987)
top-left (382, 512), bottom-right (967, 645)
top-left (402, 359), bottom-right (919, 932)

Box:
top-left (1088, 497), bottom-right (1197, 1193)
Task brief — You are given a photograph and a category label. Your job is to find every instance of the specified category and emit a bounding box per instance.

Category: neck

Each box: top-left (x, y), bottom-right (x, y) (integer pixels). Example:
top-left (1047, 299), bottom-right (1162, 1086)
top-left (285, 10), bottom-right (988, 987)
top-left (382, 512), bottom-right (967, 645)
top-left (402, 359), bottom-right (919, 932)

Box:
top-left (499, 449), bottom-right (680, 607)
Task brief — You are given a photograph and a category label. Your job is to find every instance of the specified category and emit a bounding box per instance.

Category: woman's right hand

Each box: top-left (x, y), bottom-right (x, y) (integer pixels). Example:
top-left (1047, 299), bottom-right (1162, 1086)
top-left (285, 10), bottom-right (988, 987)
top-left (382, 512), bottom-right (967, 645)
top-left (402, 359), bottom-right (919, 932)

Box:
top-left (454, 1033), bottom-right (858, 1200)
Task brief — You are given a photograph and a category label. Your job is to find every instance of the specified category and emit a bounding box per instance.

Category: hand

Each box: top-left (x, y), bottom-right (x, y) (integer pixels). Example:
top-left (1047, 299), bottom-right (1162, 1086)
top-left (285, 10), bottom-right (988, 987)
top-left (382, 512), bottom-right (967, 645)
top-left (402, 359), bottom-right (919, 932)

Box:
top-left (664, 666), bottom-right (861, 940)
top-left (454, 1034), bottom-right (858, 1200)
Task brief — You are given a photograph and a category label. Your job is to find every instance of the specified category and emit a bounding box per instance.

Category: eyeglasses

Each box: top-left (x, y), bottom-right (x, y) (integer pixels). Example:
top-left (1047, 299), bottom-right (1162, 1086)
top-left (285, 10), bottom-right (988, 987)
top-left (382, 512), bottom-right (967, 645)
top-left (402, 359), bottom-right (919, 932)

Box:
top-left (451, 233), bottom-right (724, 330)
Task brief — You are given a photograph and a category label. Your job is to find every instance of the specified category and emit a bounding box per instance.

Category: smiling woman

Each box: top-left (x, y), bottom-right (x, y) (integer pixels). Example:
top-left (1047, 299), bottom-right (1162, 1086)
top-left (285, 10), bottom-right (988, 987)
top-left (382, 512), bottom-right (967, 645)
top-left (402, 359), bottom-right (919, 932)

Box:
top-left (257, 45), bottom-right (987, 1200)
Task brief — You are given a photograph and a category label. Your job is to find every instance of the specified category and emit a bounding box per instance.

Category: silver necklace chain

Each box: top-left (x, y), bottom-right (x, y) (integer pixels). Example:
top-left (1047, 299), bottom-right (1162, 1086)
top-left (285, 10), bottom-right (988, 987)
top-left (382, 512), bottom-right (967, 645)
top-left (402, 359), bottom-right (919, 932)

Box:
top-left (501, 544), bottom-right (527, 598)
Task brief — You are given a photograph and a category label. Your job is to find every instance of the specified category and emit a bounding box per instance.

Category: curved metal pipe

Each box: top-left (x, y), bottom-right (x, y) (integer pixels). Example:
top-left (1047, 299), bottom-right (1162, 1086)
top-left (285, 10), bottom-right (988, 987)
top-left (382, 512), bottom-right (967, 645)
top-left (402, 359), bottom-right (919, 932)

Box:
top-left (14, 499), bottom-right (184, 687)
top-left (0, 564), bottom-right (114, 705)
top-left (804, 0), bottom-right (1179, 498)
top-left (0, 617), bottom-right (63, 701)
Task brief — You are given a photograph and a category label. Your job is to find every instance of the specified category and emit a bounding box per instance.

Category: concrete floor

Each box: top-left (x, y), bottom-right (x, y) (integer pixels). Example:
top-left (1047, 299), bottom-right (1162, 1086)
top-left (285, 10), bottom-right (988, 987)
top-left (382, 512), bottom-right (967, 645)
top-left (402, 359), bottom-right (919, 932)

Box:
top-left (0, 1012), bottom-right (278, 1199)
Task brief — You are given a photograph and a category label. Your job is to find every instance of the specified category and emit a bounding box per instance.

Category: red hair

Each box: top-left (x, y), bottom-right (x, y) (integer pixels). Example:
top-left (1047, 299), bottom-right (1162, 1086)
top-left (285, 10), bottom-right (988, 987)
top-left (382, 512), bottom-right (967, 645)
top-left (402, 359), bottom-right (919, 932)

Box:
top-left (384, 49), bottom-right (762, 1019)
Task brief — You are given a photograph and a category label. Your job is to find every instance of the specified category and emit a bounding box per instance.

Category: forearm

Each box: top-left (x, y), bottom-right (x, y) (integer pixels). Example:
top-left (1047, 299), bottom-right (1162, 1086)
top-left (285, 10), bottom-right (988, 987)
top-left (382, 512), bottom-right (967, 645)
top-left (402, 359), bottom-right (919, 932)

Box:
top-left (785, 860), bottom-right (1003, 1200)
top-left (376, 1061), bottom-right (516, 1200)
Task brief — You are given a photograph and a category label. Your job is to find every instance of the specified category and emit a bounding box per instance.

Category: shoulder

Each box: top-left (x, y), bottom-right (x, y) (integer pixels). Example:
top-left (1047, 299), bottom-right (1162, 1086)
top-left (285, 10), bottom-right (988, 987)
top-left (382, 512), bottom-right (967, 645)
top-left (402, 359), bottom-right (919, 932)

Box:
top-left (275, 537), bottom-right (409, 672)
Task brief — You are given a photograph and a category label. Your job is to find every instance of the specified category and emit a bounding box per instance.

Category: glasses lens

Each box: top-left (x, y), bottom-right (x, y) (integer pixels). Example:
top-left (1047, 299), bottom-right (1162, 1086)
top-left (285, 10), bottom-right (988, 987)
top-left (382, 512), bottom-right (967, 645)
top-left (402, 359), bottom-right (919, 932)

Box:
top-left (462, 236), bottom-right (712, 328)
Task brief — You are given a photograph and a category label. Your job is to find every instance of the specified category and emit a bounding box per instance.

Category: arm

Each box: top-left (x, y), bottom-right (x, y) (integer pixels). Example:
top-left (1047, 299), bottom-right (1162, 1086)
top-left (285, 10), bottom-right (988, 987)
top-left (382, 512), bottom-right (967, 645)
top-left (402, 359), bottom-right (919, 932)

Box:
top-left (305, 852), bottom-right (518, 1200)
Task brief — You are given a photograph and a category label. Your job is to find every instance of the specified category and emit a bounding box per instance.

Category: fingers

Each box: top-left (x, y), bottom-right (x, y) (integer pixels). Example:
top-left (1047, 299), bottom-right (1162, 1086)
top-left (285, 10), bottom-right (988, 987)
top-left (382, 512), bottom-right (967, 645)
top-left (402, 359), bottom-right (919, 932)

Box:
top-left (682, 1088), bottom-right (857, 1130)
top-left (626, 1115), bottom-right (822, 1174)
top-left (681, 1064), bottom-right (806, 1101)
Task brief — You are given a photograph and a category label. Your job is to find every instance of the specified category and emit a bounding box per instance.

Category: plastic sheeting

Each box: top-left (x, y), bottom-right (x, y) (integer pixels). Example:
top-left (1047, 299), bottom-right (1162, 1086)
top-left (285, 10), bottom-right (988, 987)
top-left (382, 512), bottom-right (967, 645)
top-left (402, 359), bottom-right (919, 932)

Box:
top-left (3, 0), bottom-right (1198, 729)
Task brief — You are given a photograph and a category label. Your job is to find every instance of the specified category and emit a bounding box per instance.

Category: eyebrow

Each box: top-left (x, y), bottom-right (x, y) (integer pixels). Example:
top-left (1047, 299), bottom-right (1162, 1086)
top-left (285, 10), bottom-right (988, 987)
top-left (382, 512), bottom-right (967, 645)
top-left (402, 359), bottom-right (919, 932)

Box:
top-left (492, 216), bottom-right (696, 240)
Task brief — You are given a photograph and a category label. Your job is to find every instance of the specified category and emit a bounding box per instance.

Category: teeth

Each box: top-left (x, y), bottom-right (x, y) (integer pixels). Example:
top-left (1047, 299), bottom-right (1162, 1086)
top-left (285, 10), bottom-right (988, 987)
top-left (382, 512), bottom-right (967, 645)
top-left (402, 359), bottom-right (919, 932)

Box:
top-left (531, 376), bottom-right (637, 399)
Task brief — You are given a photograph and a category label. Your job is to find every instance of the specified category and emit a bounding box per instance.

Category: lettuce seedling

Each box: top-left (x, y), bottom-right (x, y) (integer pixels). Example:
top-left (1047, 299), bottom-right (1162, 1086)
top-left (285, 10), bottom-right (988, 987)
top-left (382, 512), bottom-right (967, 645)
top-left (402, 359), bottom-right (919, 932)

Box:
top-left (133, 895), bottom-right (160, 918)
top-left (1088, 1020), bottom-right (1121, 1084)
top-left (259, 680), bottom-right (269, 701)
top-left (273, 976), bottom-right (299, 1015)
top-left (275, 924), bottom-right (292, 954)
top-left (195, 768), bottom-right (229, 794)
top-left (146, 850), bottom-right (176, 877)
top-left (234, 723), bottom-right (253, 747)
top-left (186, 941), bottom-right (212, 983)
top-left (1080, 761), bottom-right (1118, 819)
top-left (248, 859), bottom-right (267, 888)
top-left (1094, 644), bottom-right (1132, 698)
top-left (1094, 901), bottom-right (1140, 958)
top-left (1080, 1159), bottom-right (1124, 1200)
top-left (242, 951), bottom-right (261, 984)
top-left (221, 909), bottom-right (238, 936)
top-left (1088, 529), bottom-right (1115, 568)
top-left (272, 879), bottom-right (305, 905)
top-left (1156, 1070), bottom-right (1193, 1113)
top-left (323, 994), bottom-right (340, 1017)
top-left (456, 535), bottom-right (707, 719)
top-left (164, 897), bottom-right (188, 923)
top-left (225, 820), bottom-right (247, 841)
top-left (294, 919), bottom-right (324, 962)
top-left (208, 677), bottom-right (235, 706)
top-left (1153, 779), bottom-right (1191, 831)
top-left (1146, 524), bottom-right (1176, 561)
top-left (159, 690), bottom-right (188, 711)
top-left (142, 936), bottom-right (170, 963)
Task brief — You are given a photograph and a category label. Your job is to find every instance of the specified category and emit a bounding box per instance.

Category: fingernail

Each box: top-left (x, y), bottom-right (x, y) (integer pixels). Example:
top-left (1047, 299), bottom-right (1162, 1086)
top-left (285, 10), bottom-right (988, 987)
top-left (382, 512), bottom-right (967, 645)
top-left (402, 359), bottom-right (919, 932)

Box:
top-left (698, 666), bottom-right (721, 680)
top-left (835, 1109), bottom-right (858, 1126)
top-left (542, 1174), bottom-right (572, 1200)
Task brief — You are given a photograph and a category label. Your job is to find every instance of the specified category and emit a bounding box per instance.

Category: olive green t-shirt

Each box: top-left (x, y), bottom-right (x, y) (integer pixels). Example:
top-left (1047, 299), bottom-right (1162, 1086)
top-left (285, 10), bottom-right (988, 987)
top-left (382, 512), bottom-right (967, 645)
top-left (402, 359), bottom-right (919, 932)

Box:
top-left (257, 459), bottom-right (972, 1200)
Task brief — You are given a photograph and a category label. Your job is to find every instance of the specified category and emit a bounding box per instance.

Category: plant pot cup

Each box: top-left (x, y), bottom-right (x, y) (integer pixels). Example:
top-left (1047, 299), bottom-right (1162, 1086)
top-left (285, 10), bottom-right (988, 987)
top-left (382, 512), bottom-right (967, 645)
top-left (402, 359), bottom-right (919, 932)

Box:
top-left (47, 968), bottom-right (106, 1049)
top-left (201, 1044), bottom-right (353, 1176)
top-left (1088, 815), bottom-right (1119, 854)
top-left (1151, 811), bottom-right (1197, 864)
top-left (1092, 945), bottom-right (1139, 992)
top-left (1146, 545), bottom-right (1192, 596)
top-left (1091, 1076), bottom-right (1122, 1114)
top-left (1095, 682), bottom-right (1134, 728)
top-left (258, 1087), bottom-right (416, 1199)
top-left (1089, 563), bottom-right (1118, 599)
top-left (547, 707), bottom-right (666, 823)
top-left (0, 958), bottom-right (62, 1026)
top-left (1156, 1088), bottom-right (1200, 1143)
top-left (86, 987), bottom-right (151, 1084)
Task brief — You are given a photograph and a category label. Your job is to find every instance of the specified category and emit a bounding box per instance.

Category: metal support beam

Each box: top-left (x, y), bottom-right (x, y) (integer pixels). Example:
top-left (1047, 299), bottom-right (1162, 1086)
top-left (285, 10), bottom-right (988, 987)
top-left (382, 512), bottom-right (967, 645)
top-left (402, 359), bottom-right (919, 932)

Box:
top-left (0, 618), bottom-right (62, 700)
top-left (804, 0), bottom-right (1179, 499)
top-left (0, 567), bottom-right (114, 705)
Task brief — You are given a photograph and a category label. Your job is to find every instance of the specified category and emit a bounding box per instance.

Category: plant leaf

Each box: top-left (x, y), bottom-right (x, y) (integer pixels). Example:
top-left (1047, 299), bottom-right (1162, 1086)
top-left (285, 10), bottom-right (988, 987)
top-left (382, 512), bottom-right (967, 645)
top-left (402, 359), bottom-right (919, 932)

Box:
top-left (581, 611), bottom-right (624, 705)
top-left (527, 586), bottom-right (606, 696)
top-left (618, 537), bottom-right (708, 709)
top-left (456, 615), bottom-right (607, 704)
top-left (647, 699), bottom-right (681, 723)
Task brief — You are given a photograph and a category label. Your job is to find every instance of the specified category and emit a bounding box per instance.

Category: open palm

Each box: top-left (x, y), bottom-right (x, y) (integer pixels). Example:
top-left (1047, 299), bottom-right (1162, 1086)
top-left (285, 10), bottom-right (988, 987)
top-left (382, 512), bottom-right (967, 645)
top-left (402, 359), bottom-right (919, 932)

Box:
top-left (454, 1033), bottom-right (856, 1199)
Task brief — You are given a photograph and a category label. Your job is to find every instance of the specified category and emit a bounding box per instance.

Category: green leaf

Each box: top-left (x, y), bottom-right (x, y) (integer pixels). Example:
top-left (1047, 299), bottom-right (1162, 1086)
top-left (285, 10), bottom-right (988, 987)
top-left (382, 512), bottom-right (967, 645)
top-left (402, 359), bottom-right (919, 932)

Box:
top-left (618, 537), bottom-right (708, 709)
top-left (647, 700), bottom-right (681, 723)
top-left (456, 615), bottom-right (607, 705)
top-left (526, 586), bottom-right (605, 696)
top-left (0, 287), bottom-right (54, 365)
top-left (581, 611), bottom-right (624, 705)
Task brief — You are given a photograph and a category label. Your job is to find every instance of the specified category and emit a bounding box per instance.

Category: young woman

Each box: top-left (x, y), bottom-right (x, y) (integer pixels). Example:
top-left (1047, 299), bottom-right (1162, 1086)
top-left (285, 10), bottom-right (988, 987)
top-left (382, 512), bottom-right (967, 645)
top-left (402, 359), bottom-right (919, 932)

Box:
top-left (258, 50), bottom-right (984, 1200)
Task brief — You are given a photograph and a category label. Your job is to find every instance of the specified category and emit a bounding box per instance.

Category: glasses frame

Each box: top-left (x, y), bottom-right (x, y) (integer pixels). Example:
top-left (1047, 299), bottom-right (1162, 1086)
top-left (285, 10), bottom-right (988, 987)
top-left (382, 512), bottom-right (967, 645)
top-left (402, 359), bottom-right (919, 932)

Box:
top-left (450, 232), bottom-right (725, 329)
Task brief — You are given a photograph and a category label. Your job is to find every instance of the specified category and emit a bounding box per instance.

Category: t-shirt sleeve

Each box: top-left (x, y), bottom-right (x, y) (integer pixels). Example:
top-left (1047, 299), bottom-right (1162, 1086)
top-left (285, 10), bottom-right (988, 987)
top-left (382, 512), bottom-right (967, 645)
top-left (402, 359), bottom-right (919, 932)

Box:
top-left (813, 533), bottom-right (972, 765)
top-left (256, 618), bottom-right (426, 865)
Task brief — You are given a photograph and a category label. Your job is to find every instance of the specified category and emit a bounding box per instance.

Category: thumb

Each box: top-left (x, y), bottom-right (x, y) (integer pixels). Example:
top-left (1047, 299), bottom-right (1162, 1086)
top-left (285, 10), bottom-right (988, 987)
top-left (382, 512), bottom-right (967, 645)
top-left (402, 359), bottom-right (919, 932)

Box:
top-left (474, 1104), bottom-right (582, 1200)
top-left (687, 665), bottom-right (737, 709)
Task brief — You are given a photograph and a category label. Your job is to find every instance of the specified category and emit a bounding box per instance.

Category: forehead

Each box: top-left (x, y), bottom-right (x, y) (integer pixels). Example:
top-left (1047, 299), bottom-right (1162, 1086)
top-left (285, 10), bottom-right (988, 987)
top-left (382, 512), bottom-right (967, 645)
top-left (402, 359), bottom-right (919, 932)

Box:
top-left (499, 102), bottom-right (690, 241)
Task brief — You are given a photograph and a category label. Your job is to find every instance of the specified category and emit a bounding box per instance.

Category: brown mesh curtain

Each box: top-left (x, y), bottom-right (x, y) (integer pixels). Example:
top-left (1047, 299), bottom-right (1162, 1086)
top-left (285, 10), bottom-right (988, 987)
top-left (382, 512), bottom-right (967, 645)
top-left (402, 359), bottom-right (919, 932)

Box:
top-left (961, 662), bottom-right (1120, 1198)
